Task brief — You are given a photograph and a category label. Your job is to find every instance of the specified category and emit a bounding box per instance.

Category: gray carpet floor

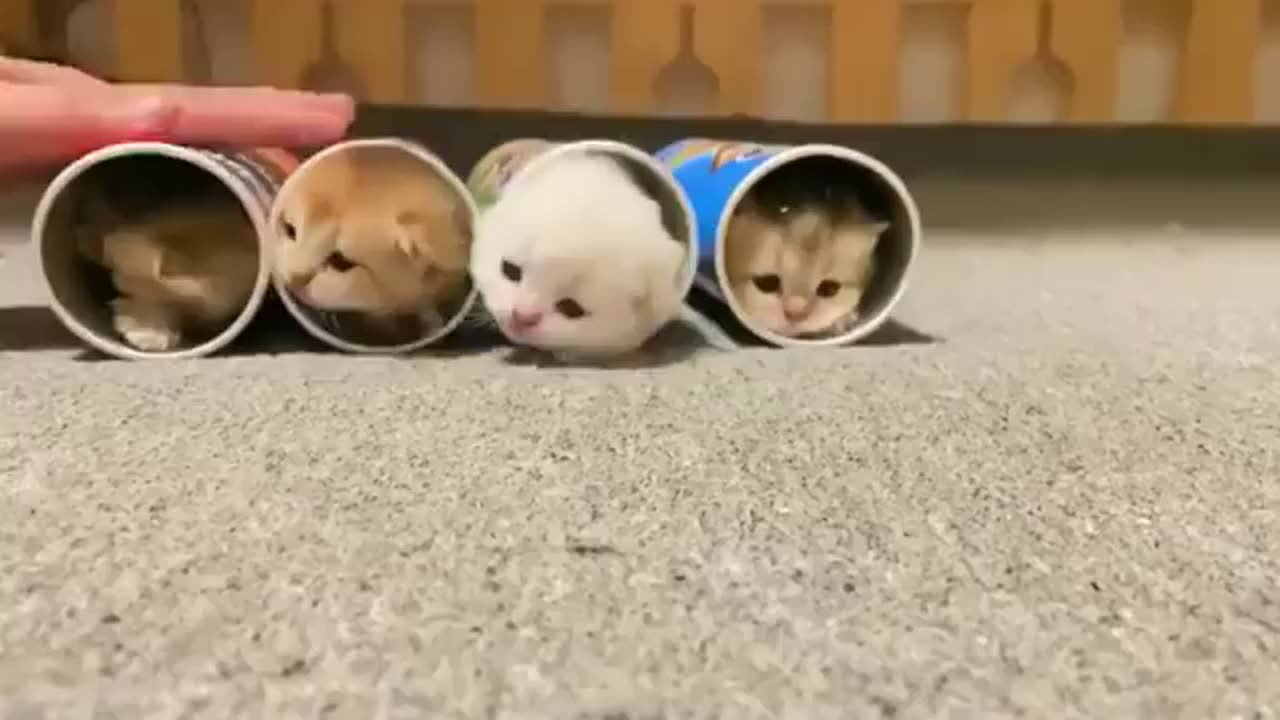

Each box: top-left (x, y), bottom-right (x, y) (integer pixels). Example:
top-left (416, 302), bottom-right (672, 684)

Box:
top-left (1, 223), bottom-right (1278, 718)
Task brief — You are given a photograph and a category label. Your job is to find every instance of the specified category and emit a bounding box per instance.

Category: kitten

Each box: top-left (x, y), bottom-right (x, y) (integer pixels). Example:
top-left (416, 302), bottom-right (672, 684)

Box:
top-left (724, 171), bottom-right (890, 339)
top-left (272, 145), bottom-right (473, 345)
top-left (470, 151), bottom-right (688, 363)
top-left (76, 193), bottom-right (260, 352)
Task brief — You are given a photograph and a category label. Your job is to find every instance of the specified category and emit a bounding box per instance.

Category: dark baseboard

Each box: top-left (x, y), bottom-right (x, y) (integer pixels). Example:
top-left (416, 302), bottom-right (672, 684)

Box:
top-left (351, 104), bottom-right (1280, 181)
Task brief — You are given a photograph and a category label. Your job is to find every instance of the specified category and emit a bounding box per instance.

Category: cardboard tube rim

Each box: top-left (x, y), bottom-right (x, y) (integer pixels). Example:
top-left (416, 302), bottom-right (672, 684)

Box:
top-left (712, 143), bottom-right (923, 348)
top-left (502, 138), bottom-right (701, 306)
top-left (267, 137), bottom-right (482, 355)
top-left (30, 141), bottom-right (274, 361)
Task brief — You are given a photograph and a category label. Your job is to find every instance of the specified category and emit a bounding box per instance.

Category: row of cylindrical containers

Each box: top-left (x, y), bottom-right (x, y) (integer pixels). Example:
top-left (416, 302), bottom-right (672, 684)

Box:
top-left (29, 136), bottom-right (922, 360)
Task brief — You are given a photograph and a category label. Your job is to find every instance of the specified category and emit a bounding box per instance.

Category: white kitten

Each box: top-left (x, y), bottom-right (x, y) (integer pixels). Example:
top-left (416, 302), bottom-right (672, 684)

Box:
top-left (470, 151), bottom-right (688, 362)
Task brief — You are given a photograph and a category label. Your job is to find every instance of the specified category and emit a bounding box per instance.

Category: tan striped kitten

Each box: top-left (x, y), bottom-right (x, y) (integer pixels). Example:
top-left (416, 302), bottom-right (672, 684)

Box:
top-left (724, 170), bottom-right (889, 339)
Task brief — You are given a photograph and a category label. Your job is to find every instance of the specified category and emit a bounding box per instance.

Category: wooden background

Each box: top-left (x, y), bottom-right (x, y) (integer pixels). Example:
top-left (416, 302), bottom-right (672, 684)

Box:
top-left (0, 0), bottom-right (1273, 125)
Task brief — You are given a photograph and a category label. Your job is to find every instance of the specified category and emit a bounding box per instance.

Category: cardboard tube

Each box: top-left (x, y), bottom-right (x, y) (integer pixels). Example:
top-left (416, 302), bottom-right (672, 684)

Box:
top-left (267, 138), bottom-right (480, 354)
top-left (31, 141), bottom-right (294, 360)
top-left (656, 139), bottom-right (923, 347)
top-left (467, 137), bottom-right (699, 316)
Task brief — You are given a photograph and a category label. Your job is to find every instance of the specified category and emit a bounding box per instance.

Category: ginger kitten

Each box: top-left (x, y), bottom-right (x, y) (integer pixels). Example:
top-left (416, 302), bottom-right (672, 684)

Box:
top-left (272, 145), bottom-right (473, 346)
top-left (724, 168), bottom-right (890, 339)
top-left (76, 193), bottom-right (260, 352)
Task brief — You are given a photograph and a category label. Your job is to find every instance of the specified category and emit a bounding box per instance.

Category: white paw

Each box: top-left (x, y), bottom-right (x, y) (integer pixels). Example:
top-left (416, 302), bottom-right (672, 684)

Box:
top-left (120, 325), bottom-right (183, 352)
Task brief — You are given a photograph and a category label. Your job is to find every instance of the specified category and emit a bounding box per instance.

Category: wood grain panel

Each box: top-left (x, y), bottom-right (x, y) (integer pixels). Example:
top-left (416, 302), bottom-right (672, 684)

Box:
top-left (1051, 0), bottom-right (1122, 122)
top-left (611, 0), bottom-right (681, 113)
top-left (334, 0), bottom-right (408, 103)
top-left (1178, 0), bottom-right (1261, 123)
top-left (965, 0), bottom-right (1040, 121)
top-left (831, 0), bottom-right (902, 122)
top-left (250, 0), bottom-right (323, 90)
top-left (692, 0), bottom-right (763, 115)
top-left (475, 0), bottom-right (547, 108)
top-left (113, 0), bottom-right (185, 82)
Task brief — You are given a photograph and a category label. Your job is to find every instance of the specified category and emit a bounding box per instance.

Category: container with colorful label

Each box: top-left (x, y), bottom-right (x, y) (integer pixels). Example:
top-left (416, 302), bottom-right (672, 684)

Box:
top-left (32, 141), bottom-right (298, 360)
top-left (656, 139), bottom-right (923, 347)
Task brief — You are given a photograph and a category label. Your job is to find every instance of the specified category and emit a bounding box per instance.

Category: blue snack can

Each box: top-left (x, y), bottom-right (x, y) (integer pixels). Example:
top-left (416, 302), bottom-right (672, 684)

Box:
top-left (656, 139), bottom-right (923, 347)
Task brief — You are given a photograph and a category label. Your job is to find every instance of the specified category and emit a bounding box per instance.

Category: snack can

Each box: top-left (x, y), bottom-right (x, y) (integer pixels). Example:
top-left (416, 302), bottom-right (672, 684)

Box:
top-left (467, 138), bottom-right (560, 212)
top-left (31, 141), bottom-right (296, 360)
top-left (267, 137), bottom-right (481, 354)
top-left (656, 139), bottom-right (923, 347)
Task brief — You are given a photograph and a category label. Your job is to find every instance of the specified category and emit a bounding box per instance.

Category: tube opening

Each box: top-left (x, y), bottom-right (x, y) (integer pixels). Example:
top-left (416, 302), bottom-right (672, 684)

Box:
top-left (716, 149), bottom-right (919, 346)
top-left (35, 148), bottom-right (267, 359)
top-left (269, 140), bottom-right (479, 354)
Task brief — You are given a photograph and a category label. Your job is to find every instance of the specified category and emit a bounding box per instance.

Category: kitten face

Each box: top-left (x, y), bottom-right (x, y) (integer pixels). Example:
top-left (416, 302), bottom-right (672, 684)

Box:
top-left (273, 148), bottom-right (471, 322)
top-left (725, 197), bottom-right (889, 338)
top-left (471, 152), bottom-right (687, 358)
top-left (83, 199), bottom-right (260, 326)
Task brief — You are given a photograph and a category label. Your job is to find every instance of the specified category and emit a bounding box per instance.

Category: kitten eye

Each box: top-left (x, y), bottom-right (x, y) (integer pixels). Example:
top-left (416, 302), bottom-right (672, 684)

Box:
top-left (281, 220), bottom-right (297, 241)
top-left (555, 298), bottom-right (587, 319)
top-left (501, 260), bottom-right (522, 282)
top-left (816, 280), bottom-right (841, 298)
top-left (752, 274), bottom-right (781, 294)
top-left (327, 252), bottom-right (356, 272)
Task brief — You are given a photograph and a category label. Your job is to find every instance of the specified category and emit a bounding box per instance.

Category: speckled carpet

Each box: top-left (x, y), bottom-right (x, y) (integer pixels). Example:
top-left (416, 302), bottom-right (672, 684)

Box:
top-left (1, 202), bottom-right (1278, 718)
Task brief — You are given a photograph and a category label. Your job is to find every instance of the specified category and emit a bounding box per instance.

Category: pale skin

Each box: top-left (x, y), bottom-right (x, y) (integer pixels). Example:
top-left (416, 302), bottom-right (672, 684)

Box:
top-left (0, 57), bottom-right (355, 179)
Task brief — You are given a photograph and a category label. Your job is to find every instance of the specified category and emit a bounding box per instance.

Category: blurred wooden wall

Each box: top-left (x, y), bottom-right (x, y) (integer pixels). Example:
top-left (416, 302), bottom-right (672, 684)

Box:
top-left (0, 0), bottom-right (1269, 125)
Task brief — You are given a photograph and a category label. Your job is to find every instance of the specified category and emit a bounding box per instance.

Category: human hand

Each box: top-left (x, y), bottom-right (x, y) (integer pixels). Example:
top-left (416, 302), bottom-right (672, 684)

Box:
top-left (0, 57), bottom-right (355, 179)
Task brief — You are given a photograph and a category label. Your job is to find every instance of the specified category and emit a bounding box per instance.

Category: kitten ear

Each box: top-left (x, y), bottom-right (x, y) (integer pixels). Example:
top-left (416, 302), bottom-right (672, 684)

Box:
top-left (857, 220), bottom-right (892, 253)
top-left (393, 210), bottom-right (429, 260)
top-left (151, 243), bottom-right (201, 279)
top-left (867, 220), bottom-right (892, 237)
top-left (394, 204), bottom-right (471, 267)
top-left (734, 193), bottom-right (760, 216)
top-left (301, 195), bottom-right (335, 228)
top-left (153, 248), bottom-right (183, 278)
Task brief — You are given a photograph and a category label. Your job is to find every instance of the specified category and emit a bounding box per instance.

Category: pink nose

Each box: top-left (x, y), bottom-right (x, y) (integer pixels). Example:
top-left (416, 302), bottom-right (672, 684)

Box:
top-left (784, 307), bottom-right (808, 322)
top-left (511, 309), bottom-right (543, 329)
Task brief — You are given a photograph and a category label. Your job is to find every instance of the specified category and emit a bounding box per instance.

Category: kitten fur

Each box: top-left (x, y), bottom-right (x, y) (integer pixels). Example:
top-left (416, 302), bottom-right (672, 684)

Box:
top-left (273, 146), bottom-right (473, 343)
top-left (470, 151), bottom-right (688, 362)
top-left (76, 193), bottom-right (259, 352)
top-left (724, 169), bottom-right (890, 339)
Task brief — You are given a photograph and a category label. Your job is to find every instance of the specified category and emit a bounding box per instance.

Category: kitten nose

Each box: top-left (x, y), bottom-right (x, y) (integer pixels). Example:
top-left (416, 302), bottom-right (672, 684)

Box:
top-left (783, 303), bottom-right (809, 322)
top-left (511, 308), bottom-right (543, 329)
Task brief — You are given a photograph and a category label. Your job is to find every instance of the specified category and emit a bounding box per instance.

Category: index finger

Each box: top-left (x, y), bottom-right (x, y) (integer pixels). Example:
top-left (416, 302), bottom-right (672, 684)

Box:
top-left (118, 84), bottom-right (356, 148)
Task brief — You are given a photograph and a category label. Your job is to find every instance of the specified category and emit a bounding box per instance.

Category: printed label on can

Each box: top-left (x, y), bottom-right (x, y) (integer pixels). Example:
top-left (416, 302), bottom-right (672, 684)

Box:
top-left (202, 147), bottom-right (298, 221)
top-left (466, 138), bottom-right (556, 211)
top-left (656, 138), bottom-right (791, 266)
top-left (656, 139), bottom-right (788, 174)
